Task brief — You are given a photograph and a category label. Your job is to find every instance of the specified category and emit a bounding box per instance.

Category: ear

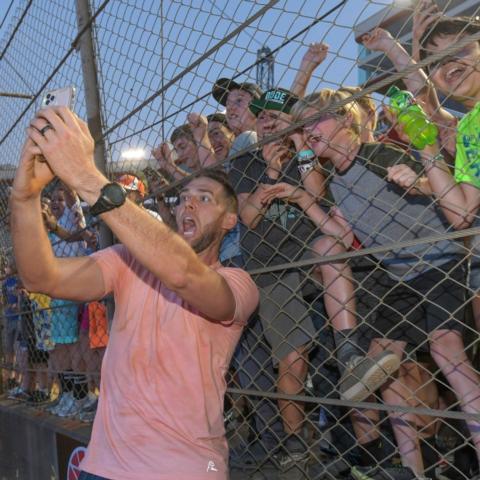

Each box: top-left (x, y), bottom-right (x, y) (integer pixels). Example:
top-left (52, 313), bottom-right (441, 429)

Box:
top-left (222, 212), bottom-right (237, 231)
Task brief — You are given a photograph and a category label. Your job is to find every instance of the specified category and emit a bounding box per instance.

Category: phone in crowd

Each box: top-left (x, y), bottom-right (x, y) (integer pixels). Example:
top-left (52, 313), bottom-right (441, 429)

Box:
top-left (41, 86), bottom-right (76, 110)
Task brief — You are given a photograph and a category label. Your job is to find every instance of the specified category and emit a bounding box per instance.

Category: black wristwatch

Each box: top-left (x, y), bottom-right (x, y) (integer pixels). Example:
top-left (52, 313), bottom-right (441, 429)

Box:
top-left (90, 182), bottom-right (127, 216)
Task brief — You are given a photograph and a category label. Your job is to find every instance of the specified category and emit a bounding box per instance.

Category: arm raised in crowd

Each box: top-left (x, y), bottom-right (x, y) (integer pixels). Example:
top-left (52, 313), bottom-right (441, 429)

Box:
top-left (290, 42), bottom-right (329, 98)
top-left (23, 107), bottom-right (238, 322)
top-left (412, 0), bottom-right (441, 62)
top-left (361, 27), bottom-right (455, 131)
top-left (187, 112), bottom-right (217, 168)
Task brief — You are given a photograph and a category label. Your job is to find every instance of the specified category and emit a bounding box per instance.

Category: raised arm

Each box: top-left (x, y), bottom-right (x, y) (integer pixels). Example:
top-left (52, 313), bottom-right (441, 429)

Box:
top-left (412, 0), bottom-right (441, 62)
top-left (361, 28), bottom-right (453, 127)
top-left (187, 112), bottom-right (217, 168)
top-left (27, 107), bottom-right (240, 322)
top-left (290, 43), bottom-right (329, 98)
top-left (10, 138), bottom-right (105, 302)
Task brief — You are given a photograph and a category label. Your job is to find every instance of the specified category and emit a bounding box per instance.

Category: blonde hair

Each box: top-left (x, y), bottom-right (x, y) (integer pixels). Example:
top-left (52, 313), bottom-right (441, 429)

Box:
top-left (291, 88), bottom-right (362, 135)
top-left (338, 86), bottom-right (377, 131)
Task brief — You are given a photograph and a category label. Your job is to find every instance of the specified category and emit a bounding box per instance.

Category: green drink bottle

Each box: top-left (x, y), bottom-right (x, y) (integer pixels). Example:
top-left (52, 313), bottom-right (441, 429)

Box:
top-left (386, 86), bottom-right (438, 149)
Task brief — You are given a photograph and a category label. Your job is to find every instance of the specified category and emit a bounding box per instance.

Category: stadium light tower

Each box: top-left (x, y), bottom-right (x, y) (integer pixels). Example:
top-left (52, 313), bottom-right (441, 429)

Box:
top-left (256, 46), bottom-right (274, 90)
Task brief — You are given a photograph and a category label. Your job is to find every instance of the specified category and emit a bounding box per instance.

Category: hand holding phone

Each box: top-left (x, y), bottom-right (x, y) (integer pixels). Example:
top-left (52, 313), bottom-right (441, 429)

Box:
top-left (41, 86), bottom-right (76, 110)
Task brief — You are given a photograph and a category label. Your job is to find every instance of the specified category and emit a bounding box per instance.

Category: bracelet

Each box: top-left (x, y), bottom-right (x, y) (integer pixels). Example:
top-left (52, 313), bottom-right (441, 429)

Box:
top-left (422, 152), bottom-right (444, 169)
top-left (260, 174), bottom-right (277, 185)
top-left (296, 149), bottom-right (316, 162)
top-left (298, 161), bottom-right (315, 175)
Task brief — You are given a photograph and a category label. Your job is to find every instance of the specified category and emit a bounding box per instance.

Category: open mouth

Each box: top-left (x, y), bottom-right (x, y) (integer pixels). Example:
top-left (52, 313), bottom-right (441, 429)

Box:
top-left (213, 145), bottom-right (224, 154)
top-left (181, 216), bottom-right (197, 237)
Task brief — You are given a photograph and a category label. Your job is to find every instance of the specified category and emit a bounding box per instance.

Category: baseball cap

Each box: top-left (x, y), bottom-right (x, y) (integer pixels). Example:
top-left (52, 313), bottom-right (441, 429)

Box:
top-left (249, 88), bottom-right (299, 117)
top-left (117, 174), bottom-right (146, 197)
top-left (212, 78), bottom-right (262, 106)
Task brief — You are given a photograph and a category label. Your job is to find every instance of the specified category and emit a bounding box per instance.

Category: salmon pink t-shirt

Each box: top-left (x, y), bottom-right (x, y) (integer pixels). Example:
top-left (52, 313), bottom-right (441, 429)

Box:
top-left (80, 245), bottom-right (259, 480)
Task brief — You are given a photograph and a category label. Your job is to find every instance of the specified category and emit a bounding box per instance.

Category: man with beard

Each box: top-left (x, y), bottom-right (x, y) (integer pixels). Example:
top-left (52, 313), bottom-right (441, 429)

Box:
top-left (11, 106), bottom-right (259, 480)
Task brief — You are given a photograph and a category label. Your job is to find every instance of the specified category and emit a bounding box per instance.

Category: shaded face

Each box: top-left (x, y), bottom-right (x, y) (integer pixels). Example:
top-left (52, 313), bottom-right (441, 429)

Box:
top-left (425, 35), bottom-right (480, 103)
top-left (175, 177), bottom-right (229, 253)
top-left (50, 190), bottom-right (66, 219)
top-left (301, 108), bottom-right (342, 158)
top-left (256, 109), bottom-right (292, 139)
top-left (226, 90), bottom-right (256, 135)
top-left (173, 136), bottom-right (199, 169)
top-left (208, 121), bottom-right (235, 161)
top-left (126, 190), bottom-right (143, 205)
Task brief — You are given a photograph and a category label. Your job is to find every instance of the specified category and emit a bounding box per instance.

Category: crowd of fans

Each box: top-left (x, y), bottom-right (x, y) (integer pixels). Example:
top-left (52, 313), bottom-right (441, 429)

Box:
top-left (2, 2), bottom-right (480, 479)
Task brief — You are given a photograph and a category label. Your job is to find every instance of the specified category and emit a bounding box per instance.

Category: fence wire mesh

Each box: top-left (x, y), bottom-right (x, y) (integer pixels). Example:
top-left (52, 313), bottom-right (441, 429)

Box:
top-left (1, 0), bottom-right (480, 479)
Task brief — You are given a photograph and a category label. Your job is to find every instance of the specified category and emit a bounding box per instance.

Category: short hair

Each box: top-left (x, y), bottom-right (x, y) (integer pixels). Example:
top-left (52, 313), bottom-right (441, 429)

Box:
top-left (207, 113), bottom-right (231, 130)
top-left (170, 124), bottom-right (195, 144)
top-left (291, 88), bottom-right (362, 135)
top-left (338, 86), bottom-right (377, 131)
top-left (420, 16), bottom-right (480, 60)
top-left (191, 169), bottom-right (238, 213)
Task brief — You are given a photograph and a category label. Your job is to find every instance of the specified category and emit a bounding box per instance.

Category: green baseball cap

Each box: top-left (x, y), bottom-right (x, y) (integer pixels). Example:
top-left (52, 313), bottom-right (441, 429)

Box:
top-left (249, 87), bottom-right (299, 117)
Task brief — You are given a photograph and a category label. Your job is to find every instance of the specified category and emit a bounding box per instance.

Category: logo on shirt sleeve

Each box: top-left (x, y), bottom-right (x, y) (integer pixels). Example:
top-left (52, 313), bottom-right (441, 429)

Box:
top-left (207, 460), bottom-right (219, 472)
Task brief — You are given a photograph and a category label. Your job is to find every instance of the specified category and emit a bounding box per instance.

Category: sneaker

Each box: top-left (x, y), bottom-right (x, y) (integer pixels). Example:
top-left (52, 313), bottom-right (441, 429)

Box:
top-left (278, 437), bottom-right (310, 480)
top-left (339, 351), bottom-right (401, 402)
top-left (7, 386), bottom-right (22, 397)
top-left (57, 395), bottom-right (87, 417)
top-left (49, 392), bottom-right (73, 415)
top-left (278, 450), bottom-right (309, 480)
top-left (7, 388), bottom-right (31, 402)
top-left (78, 405), bottom-right (97, 423)
top-left (351, 465), bottom-right (428, 480)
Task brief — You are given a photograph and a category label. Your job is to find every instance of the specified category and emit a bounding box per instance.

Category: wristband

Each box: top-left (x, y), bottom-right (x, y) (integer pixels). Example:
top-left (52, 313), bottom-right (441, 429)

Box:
top-left (422, 152), bottom-right (443, 169)
top-left (298, 161), bottom-right (315, 175)
top-left (260, 174), bottom-right (277, 185)
top-left (296, 149), bottom-right (316, 163)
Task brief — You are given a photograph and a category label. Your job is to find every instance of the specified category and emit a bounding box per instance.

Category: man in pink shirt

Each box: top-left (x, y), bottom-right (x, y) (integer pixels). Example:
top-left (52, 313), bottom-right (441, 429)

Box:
top-left (11, 107), bottom-right (259, 480)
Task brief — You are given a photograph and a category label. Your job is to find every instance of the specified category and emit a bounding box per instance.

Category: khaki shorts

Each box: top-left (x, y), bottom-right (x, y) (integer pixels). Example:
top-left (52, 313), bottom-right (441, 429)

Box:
top-left (258, 270), bottom-right (316, 364)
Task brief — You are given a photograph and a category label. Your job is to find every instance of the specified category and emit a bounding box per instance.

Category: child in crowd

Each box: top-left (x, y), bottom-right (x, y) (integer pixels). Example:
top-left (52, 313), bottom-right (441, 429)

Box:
top-left (292, 88), bottom-right (476, 479)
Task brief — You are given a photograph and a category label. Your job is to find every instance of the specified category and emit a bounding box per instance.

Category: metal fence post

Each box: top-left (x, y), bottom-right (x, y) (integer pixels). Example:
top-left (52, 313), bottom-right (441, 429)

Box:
top-left (75, 0), bottom-right (112, 251)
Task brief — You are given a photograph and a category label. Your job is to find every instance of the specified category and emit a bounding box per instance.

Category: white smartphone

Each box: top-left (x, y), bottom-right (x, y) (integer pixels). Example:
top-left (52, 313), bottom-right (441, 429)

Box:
top-left (41, 86), bottom-right (76, 109)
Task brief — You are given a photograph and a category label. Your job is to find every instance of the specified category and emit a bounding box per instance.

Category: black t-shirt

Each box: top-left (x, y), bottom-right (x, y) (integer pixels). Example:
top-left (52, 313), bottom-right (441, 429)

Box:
top-left (228, 149), bottom-right (321, 286)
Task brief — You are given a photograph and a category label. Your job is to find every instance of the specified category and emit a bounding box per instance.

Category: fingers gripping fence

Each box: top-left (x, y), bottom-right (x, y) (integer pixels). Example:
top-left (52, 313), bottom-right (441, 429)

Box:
top-left (0, 0), bottom-right (480, 479)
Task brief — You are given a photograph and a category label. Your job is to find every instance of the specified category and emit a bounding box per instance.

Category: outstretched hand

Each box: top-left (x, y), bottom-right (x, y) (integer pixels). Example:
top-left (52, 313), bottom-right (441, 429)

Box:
top-left (301, 42), bottom-right (329, 70)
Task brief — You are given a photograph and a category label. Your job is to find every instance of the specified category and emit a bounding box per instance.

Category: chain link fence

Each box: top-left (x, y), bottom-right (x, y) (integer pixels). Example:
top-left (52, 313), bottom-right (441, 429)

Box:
top-left (1, 0), bottom-right (480, 479)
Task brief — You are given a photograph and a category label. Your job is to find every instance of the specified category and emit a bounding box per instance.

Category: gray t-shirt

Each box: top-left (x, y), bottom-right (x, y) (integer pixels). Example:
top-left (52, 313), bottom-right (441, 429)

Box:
top-left (329, 142), bottom-right (464, 281)
top-left (229, 149), bottom-right (321, 286)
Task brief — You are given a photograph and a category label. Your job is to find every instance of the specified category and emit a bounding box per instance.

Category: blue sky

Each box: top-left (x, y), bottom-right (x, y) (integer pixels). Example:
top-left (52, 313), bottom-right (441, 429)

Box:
top-left (0, 0), bottom-right (401, 168)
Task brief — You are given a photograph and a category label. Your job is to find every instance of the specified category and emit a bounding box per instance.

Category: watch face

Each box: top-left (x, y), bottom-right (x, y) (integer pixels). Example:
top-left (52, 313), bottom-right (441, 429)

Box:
top-left (104, 183), bottom-right (126, 204)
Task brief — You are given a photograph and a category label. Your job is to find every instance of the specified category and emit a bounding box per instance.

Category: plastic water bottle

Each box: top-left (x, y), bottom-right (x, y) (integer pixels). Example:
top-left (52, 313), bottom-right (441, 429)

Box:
top-left (387, 86), bottom-right (438, 149)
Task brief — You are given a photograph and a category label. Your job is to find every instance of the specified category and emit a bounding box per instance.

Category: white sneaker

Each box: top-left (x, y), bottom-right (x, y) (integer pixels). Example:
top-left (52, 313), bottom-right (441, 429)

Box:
top-left (81, 392), bottom-right (98, 411)
top-left (58, 395), bottom-right (88, 417)
top-left (50, 392), bottom-right (73, 415)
